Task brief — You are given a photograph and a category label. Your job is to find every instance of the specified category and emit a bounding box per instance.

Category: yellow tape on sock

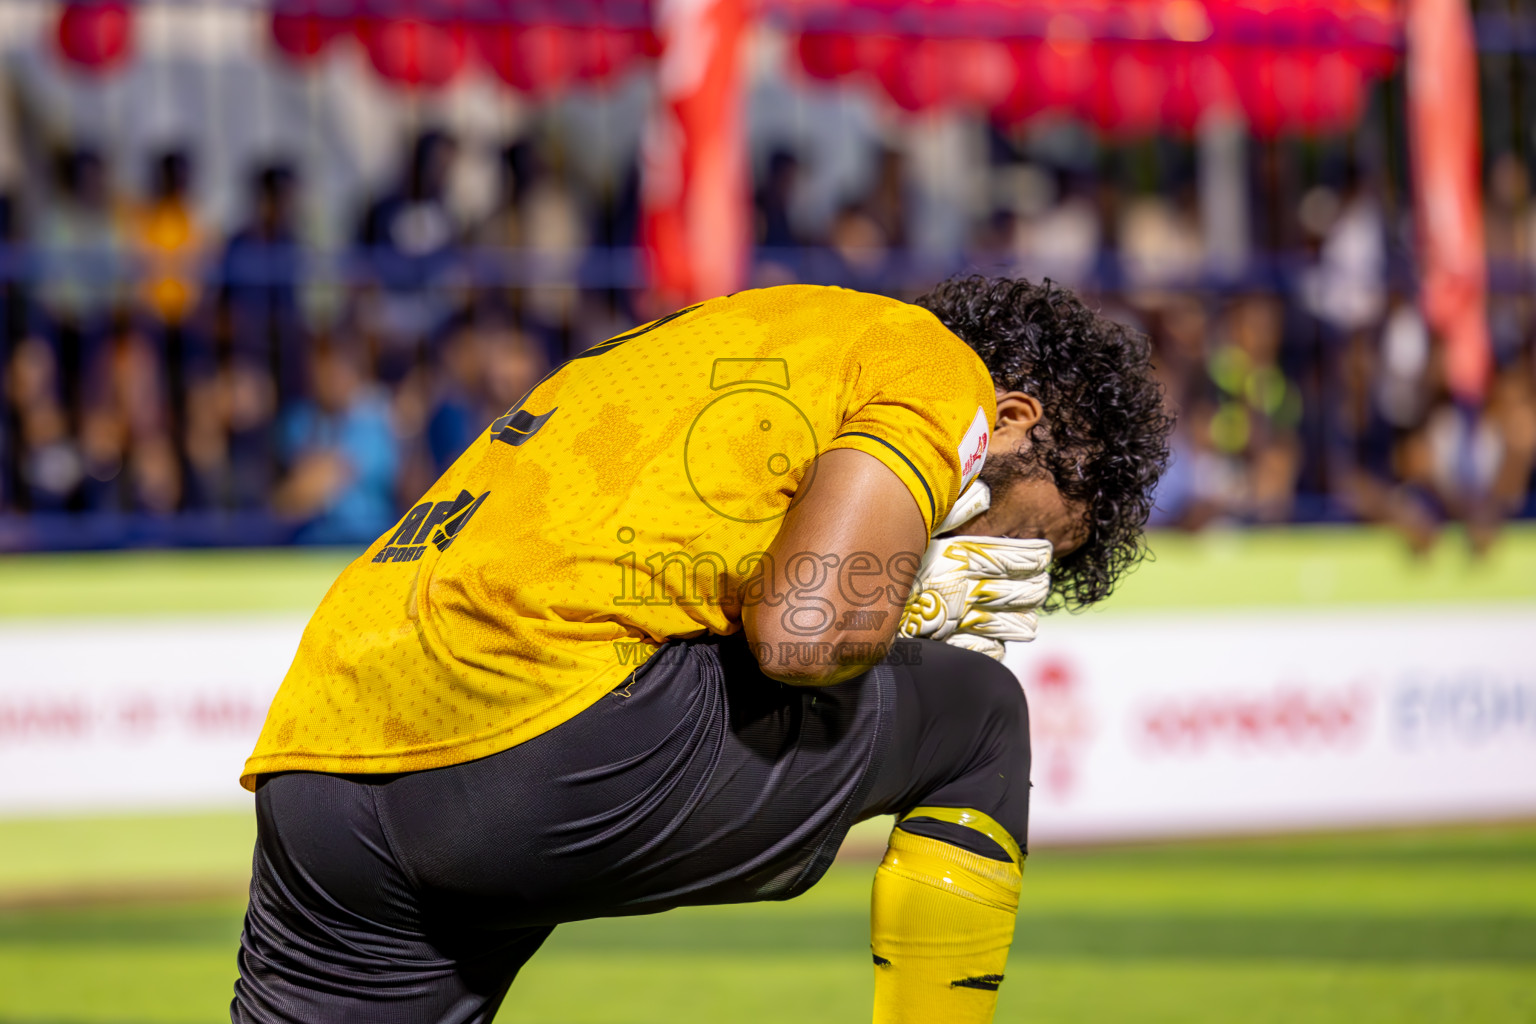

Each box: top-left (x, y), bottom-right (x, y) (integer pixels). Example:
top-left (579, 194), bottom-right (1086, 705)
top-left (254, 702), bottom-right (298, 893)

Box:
top-left (870, 810), bottom-right (1024, 1024)
top-left (897, 805), bottom-right (1024, 867)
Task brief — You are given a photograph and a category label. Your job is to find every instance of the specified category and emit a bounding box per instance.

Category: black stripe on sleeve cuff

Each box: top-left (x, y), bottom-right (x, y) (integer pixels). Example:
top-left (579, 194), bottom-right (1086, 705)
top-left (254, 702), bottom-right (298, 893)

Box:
top-left (833, 431), bottom-right (937, 526)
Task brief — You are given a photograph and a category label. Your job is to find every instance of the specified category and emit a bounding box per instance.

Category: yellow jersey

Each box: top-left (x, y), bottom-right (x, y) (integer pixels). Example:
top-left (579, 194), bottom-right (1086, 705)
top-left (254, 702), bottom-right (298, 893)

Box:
top-left (242, 285), bottom-right (997, 789)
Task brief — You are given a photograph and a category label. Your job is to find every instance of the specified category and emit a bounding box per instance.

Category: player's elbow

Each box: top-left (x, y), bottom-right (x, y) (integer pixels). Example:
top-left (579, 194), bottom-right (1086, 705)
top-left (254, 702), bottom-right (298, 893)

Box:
top-left (762, 665), bottom-right (835, 688)
top-left (743, 610), bottom-right (892, 687)
top-left (758, 657), bottom-right (857, 688)
top-left (742, 608), bottom-right (826, 686)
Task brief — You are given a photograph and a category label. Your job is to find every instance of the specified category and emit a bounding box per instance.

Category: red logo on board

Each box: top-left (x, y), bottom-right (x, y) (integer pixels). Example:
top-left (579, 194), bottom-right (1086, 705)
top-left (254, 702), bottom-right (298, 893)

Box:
top-left (1025, 657), bottom-right (1093, 798)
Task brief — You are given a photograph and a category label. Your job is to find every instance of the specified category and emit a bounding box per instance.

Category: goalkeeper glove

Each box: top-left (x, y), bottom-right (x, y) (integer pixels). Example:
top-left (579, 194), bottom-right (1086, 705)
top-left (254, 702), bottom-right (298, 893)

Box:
top-left (897, 482), bottom-right (1053, 660)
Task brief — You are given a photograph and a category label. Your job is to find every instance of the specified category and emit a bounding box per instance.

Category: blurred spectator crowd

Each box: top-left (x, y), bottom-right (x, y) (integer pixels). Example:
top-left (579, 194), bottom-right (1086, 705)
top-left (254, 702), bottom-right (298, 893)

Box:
top-left (1, 122), bottom-right (1534, 551)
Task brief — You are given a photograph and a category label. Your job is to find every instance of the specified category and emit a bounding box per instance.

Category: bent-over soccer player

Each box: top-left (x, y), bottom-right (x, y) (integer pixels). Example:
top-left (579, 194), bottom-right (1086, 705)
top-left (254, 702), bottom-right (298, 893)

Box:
top-left (232, 277), bottom-right (1172, 1023)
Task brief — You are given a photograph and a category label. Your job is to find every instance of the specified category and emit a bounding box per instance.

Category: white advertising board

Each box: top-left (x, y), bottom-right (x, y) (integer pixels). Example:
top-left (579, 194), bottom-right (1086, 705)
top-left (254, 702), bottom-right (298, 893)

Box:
top-left (2, 608), bottom-right (1534, 841)
top-left (1010, 605), bottom-right (1536, 843)
top-left (0, 617), bottom-right (300, 814)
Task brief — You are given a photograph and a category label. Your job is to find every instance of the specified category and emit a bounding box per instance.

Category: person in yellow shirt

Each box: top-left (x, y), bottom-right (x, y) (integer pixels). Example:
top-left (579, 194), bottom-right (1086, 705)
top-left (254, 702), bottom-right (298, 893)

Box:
top-left (232, 277), bottom-right (1173, 1024)
top-left (130, 150), bottom-right (205, 326)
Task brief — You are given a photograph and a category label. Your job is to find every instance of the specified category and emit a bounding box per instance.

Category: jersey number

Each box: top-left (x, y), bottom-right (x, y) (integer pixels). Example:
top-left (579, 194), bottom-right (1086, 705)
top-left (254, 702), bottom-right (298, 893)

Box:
top-left (490, 304), bottom-right (700, 448)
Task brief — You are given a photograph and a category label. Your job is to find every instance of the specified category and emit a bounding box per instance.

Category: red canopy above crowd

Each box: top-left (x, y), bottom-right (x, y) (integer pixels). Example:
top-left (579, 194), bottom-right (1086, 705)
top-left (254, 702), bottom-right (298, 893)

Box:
top-left (55, 1), bottom-right (132, 73)
top-left (55, 1), bottom-right (659, 93)
top-left (786, 0), bottom-right (1403, 136)
top-left (53, 0), bottom-right (1403, 135)
top-left (269, 3), bottom-right (659, 92)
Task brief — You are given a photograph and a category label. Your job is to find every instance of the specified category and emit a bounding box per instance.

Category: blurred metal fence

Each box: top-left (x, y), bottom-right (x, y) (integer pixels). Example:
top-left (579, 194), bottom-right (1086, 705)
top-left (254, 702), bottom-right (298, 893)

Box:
top-left (0, 0), bottom-right (1534, 552)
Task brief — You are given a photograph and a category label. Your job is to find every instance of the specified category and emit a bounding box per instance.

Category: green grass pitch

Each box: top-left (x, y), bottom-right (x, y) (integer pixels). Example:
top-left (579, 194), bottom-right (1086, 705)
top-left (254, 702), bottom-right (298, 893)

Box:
top-left (0, 819), bottom-right (1532, 1024)
top-left (1, 531), bottom-right (1533, 1021)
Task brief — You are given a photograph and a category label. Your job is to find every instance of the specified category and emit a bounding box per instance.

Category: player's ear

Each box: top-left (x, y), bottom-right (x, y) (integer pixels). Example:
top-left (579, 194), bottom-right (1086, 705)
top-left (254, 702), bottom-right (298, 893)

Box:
top-left (994, 391), bottom-right (1042, 444)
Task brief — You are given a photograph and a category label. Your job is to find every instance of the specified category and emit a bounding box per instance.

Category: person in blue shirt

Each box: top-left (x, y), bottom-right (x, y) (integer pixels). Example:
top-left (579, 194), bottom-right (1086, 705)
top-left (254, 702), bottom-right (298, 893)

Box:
top-left (273, 343), bottom-right (397, 545)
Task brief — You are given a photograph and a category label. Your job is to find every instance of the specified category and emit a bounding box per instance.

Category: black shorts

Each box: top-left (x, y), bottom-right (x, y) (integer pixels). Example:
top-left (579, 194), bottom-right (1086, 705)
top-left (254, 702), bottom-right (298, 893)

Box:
top-left (233, 632), bottom-right (1030, 1023)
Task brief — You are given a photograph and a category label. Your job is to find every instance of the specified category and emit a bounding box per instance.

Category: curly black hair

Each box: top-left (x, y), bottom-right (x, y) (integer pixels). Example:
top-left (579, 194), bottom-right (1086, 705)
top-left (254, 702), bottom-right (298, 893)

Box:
top-left (915, 276), bottom-right (1174, 610)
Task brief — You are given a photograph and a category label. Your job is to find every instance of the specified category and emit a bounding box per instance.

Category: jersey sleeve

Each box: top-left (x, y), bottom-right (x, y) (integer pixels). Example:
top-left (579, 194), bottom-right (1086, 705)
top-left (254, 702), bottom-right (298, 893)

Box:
top-left (825, 319), bottom-right (998, 536)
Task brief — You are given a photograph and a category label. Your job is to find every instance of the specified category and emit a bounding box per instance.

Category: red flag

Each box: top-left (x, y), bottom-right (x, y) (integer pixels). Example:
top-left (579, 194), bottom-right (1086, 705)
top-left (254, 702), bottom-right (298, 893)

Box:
top-left (1407, 0), bottom-right (1490, 403)
top-left (640, 0), bottom-right (749, 307)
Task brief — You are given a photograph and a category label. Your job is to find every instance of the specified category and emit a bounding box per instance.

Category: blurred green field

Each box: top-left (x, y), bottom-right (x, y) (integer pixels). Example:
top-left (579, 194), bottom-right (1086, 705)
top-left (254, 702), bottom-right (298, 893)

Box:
top-left (1, 818), bottom-right (1533, 1024)
top-left (2, 524), bottom-right (1535, 619)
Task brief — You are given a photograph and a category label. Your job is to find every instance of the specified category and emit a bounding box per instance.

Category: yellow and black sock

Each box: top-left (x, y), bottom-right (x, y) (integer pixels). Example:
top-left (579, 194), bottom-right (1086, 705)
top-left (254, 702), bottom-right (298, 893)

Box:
top-left (870, 806), bottom-right (1023, 1024)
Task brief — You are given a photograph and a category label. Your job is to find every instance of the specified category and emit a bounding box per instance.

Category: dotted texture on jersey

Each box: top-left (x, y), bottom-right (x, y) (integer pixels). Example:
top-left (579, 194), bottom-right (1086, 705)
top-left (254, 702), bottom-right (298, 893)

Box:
top-left (243, 285), bottom-right (997, 787)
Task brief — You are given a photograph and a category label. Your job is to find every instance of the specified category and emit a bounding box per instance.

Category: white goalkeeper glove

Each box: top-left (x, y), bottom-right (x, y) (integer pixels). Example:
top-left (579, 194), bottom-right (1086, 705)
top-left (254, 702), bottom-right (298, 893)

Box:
top-left (897, 482), bottom-right (1054, 661)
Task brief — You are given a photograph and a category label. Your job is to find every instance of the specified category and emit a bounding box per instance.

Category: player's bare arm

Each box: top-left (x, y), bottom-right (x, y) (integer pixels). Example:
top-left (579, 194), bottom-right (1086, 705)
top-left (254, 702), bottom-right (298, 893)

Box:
top-left (745, 391), bottom-right (1091, 688)
top-left (742, 448), bottom-right (927, 687)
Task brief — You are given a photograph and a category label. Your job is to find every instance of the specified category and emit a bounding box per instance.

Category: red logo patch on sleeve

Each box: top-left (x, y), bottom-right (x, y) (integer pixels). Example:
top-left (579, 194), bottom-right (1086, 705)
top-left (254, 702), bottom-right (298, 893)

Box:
top-left (959, 406), bottom-right (990, 490)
